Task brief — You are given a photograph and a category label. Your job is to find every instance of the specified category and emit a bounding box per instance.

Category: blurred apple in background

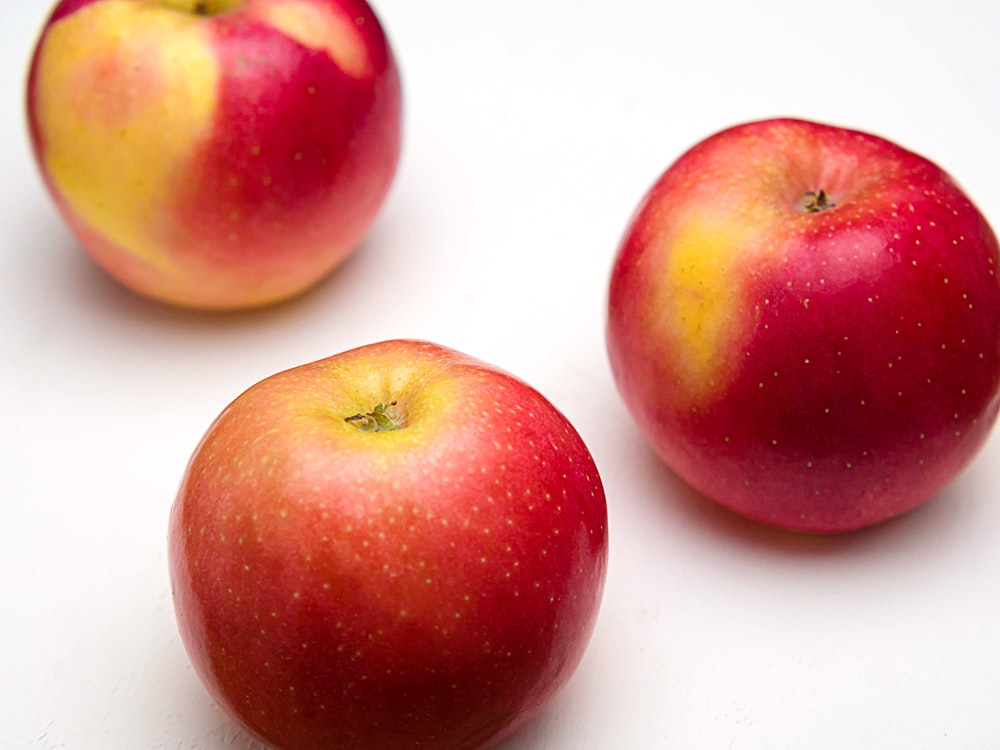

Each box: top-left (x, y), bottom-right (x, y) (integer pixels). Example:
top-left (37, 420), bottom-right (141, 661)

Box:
top-left (607, 118), bottom-right (1000, 533)
top-left (26, 0), bottom-right (401, 309)
top-left (169, 339), bottom-right (609, 749)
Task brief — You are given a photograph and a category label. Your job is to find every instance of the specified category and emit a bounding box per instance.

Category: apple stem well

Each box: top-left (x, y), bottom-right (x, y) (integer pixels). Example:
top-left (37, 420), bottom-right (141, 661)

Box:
top-left (158, 0), bottom-right (243, 16)
top-left (801, 189), bottom-right (836, 213)
top-left (345, 401), bottom-right (403, 432)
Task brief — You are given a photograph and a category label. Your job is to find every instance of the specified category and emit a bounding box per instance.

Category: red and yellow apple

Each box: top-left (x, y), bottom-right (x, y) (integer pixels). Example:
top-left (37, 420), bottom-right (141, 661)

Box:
top-left (607, 118), bottom-right (1000, 533)
top-left (27, 0), bottom-right (401, 309)
top-left (168, 339), bottom-right (609, 749)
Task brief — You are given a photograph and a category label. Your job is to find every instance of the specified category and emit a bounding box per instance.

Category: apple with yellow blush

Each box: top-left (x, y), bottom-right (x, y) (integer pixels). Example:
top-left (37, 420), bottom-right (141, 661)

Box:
top-left (169, 339), bottom-right (609, 749)
top-left (27, 0), bottom-right (401, 309)
top-left (607, 118), bottom-right (1000, 532)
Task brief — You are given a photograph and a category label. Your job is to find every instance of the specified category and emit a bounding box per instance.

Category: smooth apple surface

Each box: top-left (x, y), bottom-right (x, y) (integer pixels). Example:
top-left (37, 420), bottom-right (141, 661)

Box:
top-left (168, 340), bottom-right (609, 750)
top-left (27, 0), bottom-right (401, 309)
top-left (607, 118), bottom-right (1000, 532)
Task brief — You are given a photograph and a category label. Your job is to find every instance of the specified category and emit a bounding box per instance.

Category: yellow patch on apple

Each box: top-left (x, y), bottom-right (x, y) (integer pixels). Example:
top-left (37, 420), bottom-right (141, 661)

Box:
top-left (660, 211), bottom-right (754, 398)
top-left (253, 0), bottom-right (372, 78)
top-left (33, 0), bottom-right (219, 270)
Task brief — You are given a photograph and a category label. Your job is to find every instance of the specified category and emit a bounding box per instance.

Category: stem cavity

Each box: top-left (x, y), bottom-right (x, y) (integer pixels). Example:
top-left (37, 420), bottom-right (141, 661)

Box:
top-left (345, 401), bottom-right (403, 432)
top-left (802, 189), bottom-right (836, 213)
top-left (157, 0), bottom-right (244, 16)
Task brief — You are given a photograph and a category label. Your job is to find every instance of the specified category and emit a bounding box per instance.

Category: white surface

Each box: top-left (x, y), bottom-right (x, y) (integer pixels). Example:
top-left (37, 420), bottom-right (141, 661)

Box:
top-left (3, 1), bottom-right (1000, 748)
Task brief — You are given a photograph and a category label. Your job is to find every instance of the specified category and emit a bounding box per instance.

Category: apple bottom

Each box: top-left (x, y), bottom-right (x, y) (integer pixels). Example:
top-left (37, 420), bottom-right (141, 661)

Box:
top-left (175, 555), bottom-right (603, 750)
top-left (56, 201), bottom-right (348, 309)
top-left (642, 407), bottom-right (999, 533)
top-left (192, 630), bottom-right (583, 750)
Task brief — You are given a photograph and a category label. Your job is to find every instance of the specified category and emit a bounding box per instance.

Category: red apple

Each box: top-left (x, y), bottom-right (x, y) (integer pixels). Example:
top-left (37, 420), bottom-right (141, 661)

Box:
top-left (26, 0), bottom-right (401, 310)
top-left (607, 118), bottom-right (1000, 533)
top-left (168, 340), bottom-right (609, 749)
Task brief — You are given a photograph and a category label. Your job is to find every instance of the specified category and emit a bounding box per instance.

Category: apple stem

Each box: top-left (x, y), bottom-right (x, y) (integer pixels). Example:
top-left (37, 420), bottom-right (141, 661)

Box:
top-left (345, 401), bottom-right (402, 432)
top-left (802, 189), bottom-right (836, 213)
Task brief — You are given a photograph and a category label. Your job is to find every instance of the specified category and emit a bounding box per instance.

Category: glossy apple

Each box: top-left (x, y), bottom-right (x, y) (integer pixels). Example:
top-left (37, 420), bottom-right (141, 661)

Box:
top-left (607, 118), bottom-right (1000, 532)
top-left (168, 340), bottom-right (609, 749)
top-left (27, 0), bottom-right (401, 309)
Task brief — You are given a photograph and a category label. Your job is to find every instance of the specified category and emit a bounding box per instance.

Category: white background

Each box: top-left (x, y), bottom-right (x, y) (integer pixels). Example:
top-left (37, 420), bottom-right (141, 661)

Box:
top-left (3, 1), bottom-right (1000, 748)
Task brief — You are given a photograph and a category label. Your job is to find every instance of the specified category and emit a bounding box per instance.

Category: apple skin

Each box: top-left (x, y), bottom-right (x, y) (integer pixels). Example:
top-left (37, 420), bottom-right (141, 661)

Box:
top-left (168, 340), bottom-right (609, 749)
top-left (26, 0), bottom-right (401, 309)
top-left (607, 118), bottom-right (1000, 533)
